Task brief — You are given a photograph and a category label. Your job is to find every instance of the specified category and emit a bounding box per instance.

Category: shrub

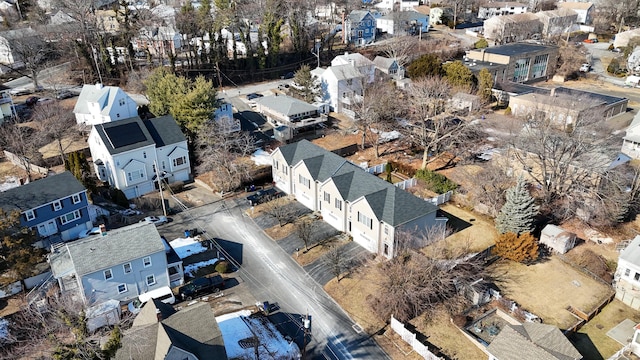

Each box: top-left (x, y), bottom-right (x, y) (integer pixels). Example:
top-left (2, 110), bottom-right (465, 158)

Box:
top-left (607, 58), bottom-right (620, 74)
top-left (109, 188), bottom-right (130, 208)
top-left (415, 169), bottom-right (458, 194)
top-left (389, 160), bottom-right (416, 177)
top-left (475, 38), bottom-right (489, 49)
top-left (169, 181), bottom-right (184, 193)
top-left (608, 43), bottom-right (614, 51)
top-left (215, 260), bottom-right (230, 274)
top-left (504, 106), bottom-right (511, 115)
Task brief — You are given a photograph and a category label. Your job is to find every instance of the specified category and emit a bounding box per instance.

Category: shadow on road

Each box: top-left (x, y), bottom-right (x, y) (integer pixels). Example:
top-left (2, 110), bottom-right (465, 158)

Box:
top-left (213, 237), bottom-right (244, 266)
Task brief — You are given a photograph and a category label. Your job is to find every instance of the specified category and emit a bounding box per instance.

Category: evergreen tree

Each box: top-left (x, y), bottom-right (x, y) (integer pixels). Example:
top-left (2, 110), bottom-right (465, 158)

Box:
top-left (493, 232), bottom-right (539, 263)
top-left (0, 209), bottom-right (44, 284)
top-left (443, 60), bottom-right (473, 88)
top-left (292, 64), bottom-right (320, 103)
top-left (477, 68), bottom-right (494, 102)
top-left (495, 177), bottom-right (538, 235)
top-left (406, 54), bottom-right (444, 79)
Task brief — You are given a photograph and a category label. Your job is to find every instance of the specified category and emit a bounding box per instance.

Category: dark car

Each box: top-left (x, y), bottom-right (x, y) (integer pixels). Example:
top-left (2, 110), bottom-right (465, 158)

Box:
top-left (55, 90), bottom-right (75, 100)
top-left (178, 275), bottom-right (225, 301)
top-left (246, 188), bottom-right (282, 206)
top-left (246, 93), bottom-right (264, 101)
top-left (281, 72), bottom-right (294, 79)
top-left (25, 96), bottom-right (39, 106)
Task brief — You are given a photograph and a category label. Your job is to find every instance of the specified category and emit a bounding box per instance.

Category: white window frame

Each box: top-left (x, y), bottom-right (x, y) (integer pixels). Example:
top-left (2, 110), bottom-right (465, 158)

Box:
top-left (72, 194), bottom-right (81, 204)
top-left (143, 256), bottom-right (152, 268)
top-left (123, 263), bottom-right (132, 274)
top-left (357, 211), bottom-right (373, 229)
top-left (172, 156), bottom-right (187, 167)
top-left (104, 269), bottom-right (113, 280)
top-left (52, 200), bottom-right (62, 211)
top-left (60, 210), bottom-right (81, 225)
top-left (117, 283), bottom-right (127, 293)
top-left (25, 210), bottom-right (35, 221)
top-left (127, 169), bottom-right (145, 183)
top-left (335, 199), bottom-right (342, 210)
top-left (324, 192), bottom-right (331, 203)
top-left (146, 274), bottom-right (156, 286)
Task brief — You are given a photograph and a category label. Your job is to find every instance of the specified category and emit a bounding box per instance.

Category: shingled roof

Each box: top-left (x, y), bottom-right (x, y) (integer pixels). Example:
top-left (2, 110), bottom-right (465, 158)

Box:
top-left (487, 323), bottom-right (582, 360)
top-left (93, 115), bottom-right (185, 155)
top-left (254, 95), bottom-right (318, 117)
top-left (0, 172), bottom-right (86, 212)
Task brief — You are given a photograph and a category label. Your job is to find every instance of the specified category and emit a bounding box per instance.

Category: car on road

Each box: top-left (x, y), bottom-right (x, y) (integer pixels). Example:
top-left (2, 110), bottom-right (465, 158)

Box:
top-left (280, 72), bottom-right (294, 79)
top-left (140, 216), bottom-right (168, 225)
top-left (55, 90), bottom-right (75, 100)
top-left (246, 93), bottom-right (264, 101)
top-left (25, 96), bottom-right (39, 106)
top-left (583, 39), bottom-right (598, 43)
top-left (78, 227), bottom-right (101, 239)
top-left (178, 275), bottom-right (225, 300)
top-left (246, 188), bottom-right (283, 206)
top-left (37, 98), bottom-right (55, 105)
top-left (579, 63), bottom-right (591, 72)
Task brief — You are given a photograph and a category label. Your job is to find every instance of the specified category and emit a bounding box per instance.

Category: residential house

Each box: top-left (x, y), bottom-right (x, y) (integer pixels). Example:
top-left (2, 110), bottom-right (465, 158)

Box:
top-left (331, 52), bottom-right (376, 83)
top-left (449, 92), bottom-right (481, 113)
top-left (465, 43), bottom-right (559, 83)
top-left (214, 102), bottom-right (240, 132)
top-left (539, 224), bottom-right (576, 254)
top-left (344, 10), bottom-right (377, 46)
top-left (509, 87), bottom-right (627, 125)
top-left (271, 140), bottom-right (441, 259)
top-left (49, 222), bottom-right (175, 305)
top-left (116, 300), bottom-right (228, 360)
top-left (537, 8), bottom-right (578, 36)
top-left (254, 95), bottom-right (327, 139)
top-left (373, 55), bottom-right (405, 79)
top-left (314, 64), bottom-right (364, 118)
top-left (615, 235), bottom-right (640, 309)
top-left (95, 9), bottom-right (119, 33)
top-left (0, 27), bottom-right (37, 71)
top-left (135, 26), bottom-right (182, 57)
top-left (623, 112), bottom-right (640, 159)
top-left (88, 115), bottom-right (191, 199)
top-left (49, 10), bottom-right (75, 25)
top-left (478, 2), bottom-right (527, 19)
top-left (487, 322), bottom-right (583, 359)
top-left (0, 171), bottom-right (91, 242)
top-left (557, 2), bottom-right (594, 25)
top-left (0, 84), bottom-right (15, 120)
top-left (413, 6), bottom-right (449, 26)
top-left (375, 0), bottom-right (420, 12)
top-left (73, 83), bottom-right (139, 126)
top-left (376, 11), bottom-right (429, 36)
top-left (483, 13), bottom-right (542, 43)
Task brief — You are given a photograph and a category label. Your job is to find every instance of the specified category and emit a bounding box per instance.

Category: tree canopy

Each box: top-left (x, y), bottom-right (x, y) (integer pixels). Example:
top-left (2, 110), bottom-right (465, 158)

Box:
top-left (292, 64), bottom-right (320, 103)
top-left (443, 60), bottom-right (473, 88)
top-left (406, 54), bottom-right (444, 79)
top-left (0, 209), bottom-right (44, 285)
top-left (493, 232), bottom-right (539, 263)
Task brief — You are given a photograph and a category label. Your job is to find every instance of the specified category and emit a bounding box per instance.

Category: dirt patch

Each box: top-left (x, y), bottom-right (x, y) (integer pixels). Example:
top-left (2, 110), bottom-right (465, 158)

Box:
top-left (492, 256), bottom-right (614, 329)
top-left (293, 235), bottom-right (349, 267)
top-left (376, 329), bottom-right (424, 360)
top-left (38, 135), bottom-right (87, 160)
top-left (0, 295), bottom-right (25, 317)
top-left (311, 130), bottom-right (360, 152)
top-left (264, 223), bottom-right (295, 240)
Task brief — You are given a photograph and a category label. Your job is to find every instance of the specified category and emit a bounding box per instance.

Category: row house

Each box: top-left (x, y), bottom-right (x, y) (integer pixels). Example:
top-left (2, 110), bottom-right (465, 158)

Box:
top-left (271, 140), bottom-right (441, 259)
top-left (478, 2), bottom-right (527, 19)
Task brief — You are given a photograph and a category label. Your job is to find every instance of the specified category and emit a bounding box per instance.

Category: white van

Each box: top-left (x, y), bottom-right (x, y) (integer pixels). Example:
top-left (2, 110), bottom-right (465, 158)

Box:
top-left (127, 286), bottom-right (175, 314)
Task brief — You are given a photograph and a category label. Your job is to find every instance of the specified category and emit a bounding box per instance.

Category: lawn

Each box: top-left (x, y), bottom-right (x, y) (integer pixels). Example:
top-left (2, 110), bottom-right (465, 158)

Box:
top-left (428, 203), bottom-right (497, 255)
top-left (575, 300), bottom-right (640, 360)
top-left (492, 256), bottom-right (614, 329)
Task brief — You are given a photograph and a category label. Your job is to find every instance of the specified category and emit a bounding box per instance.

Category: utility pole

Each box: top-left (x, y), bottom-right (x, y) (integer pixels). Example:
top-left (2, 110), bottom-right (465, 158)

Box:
top-left (302, 310), bottom-right (310, 357)
top-left (311, 39), bottom-right (321, 69)
top-left (154, 161), bottom-right (167, 217)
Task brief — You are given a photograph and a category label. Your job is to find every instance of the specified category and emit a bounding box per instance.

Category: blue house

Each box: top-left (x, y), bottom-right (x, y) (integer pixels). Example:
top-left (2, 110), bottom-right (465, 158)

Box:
top-left (345, 10), bottom-right (377, 46)
top-left (0, 172), bottom-right (92, 242)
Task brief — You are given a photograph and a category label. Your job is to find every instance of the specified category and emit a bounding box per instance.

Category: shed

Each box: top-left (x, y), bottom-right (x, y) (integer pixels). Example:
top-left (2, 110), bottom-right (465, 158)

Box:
top-left (274, 125), bottom-right (293, 142)
top-left (540, 224), bottom-right (576, 254)
top-left (449, 92), bottom-right (481, 113)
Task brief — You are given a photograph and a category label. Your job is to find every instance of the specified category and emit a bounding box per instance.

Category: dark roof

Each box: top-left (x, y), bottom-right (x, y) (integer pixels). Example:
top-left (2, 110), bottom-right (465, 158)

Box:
top-left (554, 87), bottom-right (627, 106)
top-left (482, 43), bottom-right (558, 57)
top-left (277, 140), bottom-right (438, 226)
top-left (143, 115), bottom-right (186, 147)
top-left (494, 81), bottom-right (552, 96)
top-left (0, 172), bottom-right (86, 212)
top-left (487, 322), bottom-right (582, 360)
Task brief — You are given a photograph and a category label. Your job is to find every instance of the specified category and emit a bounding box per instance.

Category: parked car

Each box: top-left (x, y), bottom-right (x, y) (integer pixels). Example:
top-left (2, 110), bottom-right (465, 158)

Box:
top-left (612, 47), bottom-right (622, 53)
top-left (25, 96), bottom-right (39, 106)
top-left (140, 216), bottom-right (168, 225)
top-left (583, 39), bottom-right (598, 43)
top-left (246, 93), bottom-right (263, 101)
top-left (278, 84), bottom-right (290, 91)
top-left (78, 227), bottom-right (101, 239)
top-left (281, 72), bottom-right (294, 79)
top-left (128, 286), bottom-right (175, 314)
top-left (37, 98), bottom-right (55, 105)
top-left (579, 63), bottom-right (591, 72)
top-left (246, 188), bottom-right (283, 206)
top-left (178, 275), bottom-right (225, 300)
top-left (10, 88), bottom-right (32, 96)
top-left (55, 90), bottom-right (75, 100)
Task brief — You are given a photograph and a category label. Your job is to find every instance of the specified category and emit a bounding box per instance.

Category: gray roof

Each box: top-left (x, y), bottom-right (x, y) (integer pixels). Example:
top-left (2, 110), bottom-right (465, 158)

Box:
top-left (117, 300), bottom-right (227, 360)
top-left (143, 115), bottom-right (186, 147)
top-left (0, 172), bottom-right (85, 212)
top-left (73, 84), bottom-right (133, 117)
top-left (554, 87), bottom-right (627, 106)
top-left (482, 43), bottom-right (558, 57)
top-left (488, 323), bottom-right (582, 360)
top-left (0, 27), bottom-right (37, 40)
top-left (325, 64), bottom-right (363, 81)
top-left (255, 95), bottom-right (318, 116)
top-left (50, 223), bottom-right (165, 277)
top-left (348, 10), bottom-right (373, 23)
top-left (373, 56), bottom-right (396, 70)
top-left (621, 235), bottom-right (640, 266)
top-left (277, 140), bottom-right (437, 226)
top-left (494, 82), bottom-right (552, 96)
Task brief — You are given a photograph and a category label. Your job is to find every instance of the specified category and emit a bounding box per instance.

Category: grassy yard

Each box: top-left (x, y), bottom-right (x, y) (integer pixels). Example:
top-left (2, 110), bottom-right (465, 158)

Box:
top-left (493, 256), bottom-right (614, 329)
top-left (433, 203), bottom-right (497, 253)
top-left (291, 234), bottom-right (349, 266)
top-left (575, 300), bottom-right (640, 360)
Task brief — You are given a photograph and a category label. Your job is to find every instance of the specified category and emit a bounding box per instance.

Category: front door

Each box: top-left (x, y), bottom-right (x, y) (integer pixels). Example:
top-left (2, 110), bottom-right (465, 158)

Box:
top-left (37, 220), bottom-right (57, 237)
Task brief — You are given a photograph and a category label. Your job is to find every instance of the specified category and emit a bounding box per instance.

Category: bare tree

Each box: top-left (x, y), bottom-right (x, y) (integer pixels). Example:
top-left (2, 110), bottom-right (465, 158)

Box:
top-left (0, 123), bottom-right (44, 182)
top-left (557, 42), bottom-right (589, 76)
top-left (324, 245), bottom-right (345, 282)
top-left (8, 34), bottom-right (54, 89)
top-left (382, 36), bottom-right (417, 71)
top-left (464, 161), bottom-right (514, 217)
top-left (196, 120), bottom-right (255, 192)
top-left (33, 102), bottom-right (77, 167)
top-left (394, 223), bottom-right (451, 256)
top-left (295, 218), bottom-right (318, 251)
top-left (261, 197), bottom-right (296, 227)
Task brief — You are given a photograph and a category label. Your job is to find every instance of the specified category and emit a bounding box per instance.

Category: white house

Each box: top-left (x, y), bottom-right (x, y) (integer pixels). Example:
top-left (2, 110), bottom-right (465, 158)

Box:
top-left (539, 224), bottom-right (576, 254)
top-left (375, 0), bottom-right (420, 12)
top-left (331, 52), bottom-right (376, 83)
top-left (622, 112), bottom-right (640, 159)
top-left (615, 235), bottom-right (640, 310)
top-left (271, 140), bottom-right (441, 259)
top-left (214, 102), bottom-right (240, 132)
top-left (557, 2), bottom-right (594, 25)
top-left (0, 27), bottom-right (37, 71)
top-left (314, 64), bottom-right (364, 118)
top-left (73, 83), bottom-right (139, 126)
top-left (88, 115), bottom-right (191, 199)
top-left (254, 95), bottom-right (327, 141)
top-left (478, 2), bottom-right (527, 19)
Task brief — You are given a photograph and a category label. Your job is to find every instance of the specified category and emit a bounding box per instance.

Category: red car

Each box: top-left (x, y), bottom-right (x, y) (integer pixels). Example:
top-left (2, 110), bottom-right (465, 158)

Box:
top-left (25, 96), bottom-right (39, 106)
top-left (583, 39), bottom-right (598, 43)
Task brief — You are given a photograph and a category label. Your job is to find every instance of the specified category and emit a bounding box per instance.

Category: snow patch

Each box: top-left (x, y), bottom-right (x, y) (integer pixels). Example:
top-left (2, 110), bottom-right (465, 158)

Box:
top-left (169, 237), bottom-right (208, 259)
top-left (0, 176), bottom-right (20, 192)
top-left (184, 258), bottom-right (219, 277)
top-left (251, 149), bottom-right (272, 166)
top-left (0, 318), bottom-right (9, 341)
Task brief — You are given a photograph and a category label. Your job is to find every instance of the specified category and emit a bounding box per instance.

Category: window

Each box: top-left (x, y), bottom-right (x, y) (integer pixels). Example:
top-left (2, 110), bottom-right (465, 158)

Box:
top-left (104, 269), bottom-right (113, 280)
top-left (143, 151), bottom-right (147, 159)
top-left (274, 161), bottom-right (279, 170)
top-left (72, 194), bottom-right (81, 204)
top-left (119, 98), bottom-right (125, 106)
top-left (335, 199), bottom-right (342, 210)
top-left (52, 201), bottom-right (62, 211)
top-left (635, 272), bottom-right (640, 282)
top-left (173, 156), bottom-right (186, 167)
top-left (162, 161), bottom-right (166, 170)
top-left (146, 275), bottom-right (156, 286)
top-left (357, 211), bottom-right (373, 229)
top-left (25, 210), bottom-right (35, 221)
top-left (60, 210), bottom-right (81, 225)
top-left (117, 284), bottom-right (127, 293)
top-left (384, 226), bottom-right (389, 235)
top-left (143, 256), bottom-right (152, 268)
top-left (299, 175), bottom-right (310, 188)
top-left (324, 192), bottom-right (331, 203)
top-left (127, 169), bottom-right (144, 182)
top-left (123, 263), bottom-right (132, 274)
top-left (284, 167), bottom-right (288, 175)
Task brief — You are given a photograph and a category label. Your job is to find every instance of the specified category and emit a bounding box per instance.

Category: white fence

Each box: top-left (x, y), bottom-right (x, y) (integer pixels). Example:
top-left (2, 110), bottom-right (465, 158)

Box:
top-left (390, 315), bottom-right (443, 360)
top-left (429, 190), bottom-right (453, 206)
top-left (395, 178), bottom-right (417, 190)
top-left (3, 150), bottom-right (48, 176)
top-left (366, 162), bottom-right (387, 174)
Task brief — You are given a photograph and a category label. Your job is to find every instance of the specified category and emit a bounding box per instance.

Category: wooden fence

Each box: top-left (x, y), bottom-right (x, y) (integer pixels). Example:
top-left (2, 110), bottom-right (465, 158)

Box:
top-left (390, 316), bottom-right (443, 360)
top-left (564, 291), bottom-right (615, 334)
top-left (3, 150), bottom-right (48, 176)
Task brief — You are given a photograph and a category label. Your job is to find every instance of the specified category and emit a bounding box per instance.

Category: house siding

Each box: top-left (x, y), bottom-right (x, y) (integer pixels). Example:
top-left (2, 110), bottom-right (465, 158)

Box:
top-left (346, 13), bottom-right (377, 45)
top-left (348, 198), bottom-right (380, 253)
top-left (23, 191), bottom-right (91, 241)
top-left (82, 251), bottom-right (170, 305)
top-left (292, 163), bottom-right (316, 210)
top-left (272, 151), bottom-right (292, 194)
top-left (318, 180), bottom-right (346, 232)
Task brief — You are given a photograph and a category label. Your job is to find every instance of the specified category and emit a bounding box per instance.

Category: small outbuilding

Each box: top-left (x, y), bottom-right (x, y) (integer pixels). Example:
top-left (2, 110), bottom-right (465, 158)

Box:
top-left (540, 224), bottom-right (577, 254)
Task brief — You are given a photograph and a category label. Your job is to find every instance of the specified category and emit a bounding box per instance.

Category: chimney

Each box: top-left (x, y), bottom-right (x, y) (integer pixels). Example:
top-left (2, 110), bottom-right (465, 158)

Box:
top-left (156, 308), bottom-right (163, 322)
top-left (95, 83), bottom-right (103, 90)
top-left (99, 224), bottom-right (107, 236)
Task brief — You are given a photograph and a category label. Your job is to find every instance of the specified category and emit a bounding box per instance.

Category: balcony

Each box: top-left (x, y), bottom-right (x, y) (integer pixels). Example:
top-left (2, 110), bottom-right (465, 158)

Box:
top-left (340, 94), bottom-right (363, 105)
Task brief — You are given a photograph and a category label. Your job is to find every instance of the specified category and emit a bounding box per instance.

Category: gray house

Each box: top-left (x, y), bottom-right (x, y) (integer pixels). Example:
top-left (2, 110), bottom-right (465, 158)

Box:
top-left (49, 223), bottom-right (176, 305)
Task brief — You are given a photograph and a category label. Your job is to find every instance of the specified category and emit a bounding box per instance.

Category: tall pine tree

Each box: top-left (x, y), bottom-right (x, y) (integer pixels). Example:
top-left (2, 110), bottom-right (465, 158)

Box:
top-left (495, 177), bottom-right (538, 235)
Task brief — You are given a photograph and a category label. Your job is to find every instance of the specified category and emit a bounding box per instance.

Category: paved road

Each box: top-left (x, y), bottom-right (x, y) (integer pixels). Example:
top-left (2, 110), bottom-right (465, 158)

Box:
top-left (167, 199), bottom-right (389, 360)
